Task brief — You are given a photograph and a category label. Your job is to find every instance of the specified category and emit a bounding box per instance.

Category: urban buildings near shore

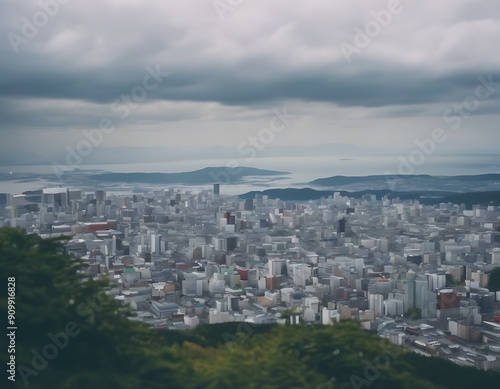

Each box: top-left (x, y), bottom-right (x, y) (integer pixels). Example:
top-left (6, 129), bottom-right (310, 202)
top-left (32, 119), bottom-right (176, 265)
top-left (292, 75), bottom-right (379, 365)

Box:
top-left (1, 185), bottom-right (500, 370)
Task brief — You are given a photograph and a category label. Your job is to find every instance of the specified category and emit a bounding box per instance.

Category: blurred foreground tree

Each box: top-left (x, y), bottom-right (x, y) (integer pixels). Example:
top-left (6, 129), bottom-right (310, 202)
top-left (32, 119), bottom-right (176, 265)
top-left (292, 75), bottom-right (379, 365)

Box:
top-left (0, 227), bottom-right (183, 389)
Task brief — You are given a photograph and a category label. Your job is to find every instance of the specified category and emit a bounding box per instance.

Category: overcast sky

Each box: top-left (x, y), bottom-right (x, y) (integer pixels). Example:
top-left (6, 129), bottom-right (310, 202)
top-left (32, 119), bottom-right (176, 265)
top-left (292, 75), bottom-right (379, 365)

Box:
top-left (1, 0), bottom-right (499, 159)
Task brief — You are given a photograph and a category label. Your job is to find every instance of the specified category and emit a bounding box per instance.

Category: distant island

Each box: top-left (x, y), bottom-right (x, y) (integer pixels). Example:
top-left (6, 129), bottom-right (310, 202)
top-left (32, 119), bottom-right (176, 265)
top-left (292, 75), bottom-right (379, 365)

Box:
top-left (89, 166), bottom-right (290, 185)
top-left (309, 173), bottom-right (500, 192)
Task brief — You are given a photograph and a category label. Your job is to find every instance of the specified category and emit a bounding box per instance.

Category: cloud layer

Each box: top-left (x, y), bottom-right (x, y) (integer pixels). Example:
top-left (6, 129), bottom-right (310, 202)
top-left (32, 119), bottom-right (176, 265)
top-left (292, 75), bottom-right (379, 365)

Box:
top-left (1, 0), bottom-right (499, 157)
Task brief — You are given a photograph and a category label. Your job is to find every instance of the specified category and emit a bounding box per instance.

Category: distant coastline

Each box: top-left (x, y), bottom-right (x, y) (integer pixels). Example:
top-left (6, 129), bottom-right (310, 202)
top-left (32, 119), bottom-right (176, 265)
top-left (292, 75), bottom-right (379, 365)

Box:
top-left (1, 167), bottom-right (500, 207)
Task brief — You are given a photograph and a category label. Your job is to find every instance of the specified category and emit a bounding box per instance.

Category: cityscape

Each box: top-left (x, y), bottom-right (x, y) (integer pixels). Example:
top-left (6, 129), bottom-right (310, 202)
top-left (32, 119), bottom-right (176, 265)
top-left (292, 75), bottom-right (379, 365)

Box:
top-left (2, 181), bottom-right (500, 372)
top-left (2, 0), bottom-right (500, 387)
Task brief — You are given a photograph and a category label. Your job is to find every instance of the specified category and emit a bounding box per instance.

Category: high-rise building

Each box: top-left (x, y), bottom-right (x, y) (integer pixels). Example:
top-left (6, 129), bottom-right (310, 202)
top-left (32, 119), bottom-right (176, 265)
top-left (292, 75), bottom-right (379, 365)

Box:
top-left (244, 198), bottom-right (254, 211)
top-left (415, 279), bottom-right (430, 318)
top-left (369, 293), bottom-right (384, 316)
top-left (405, 271), bottom-right (416, 311)
top-left (67, 189), bottom-right (81, 202)
top-left (337, 218), bottom-right (346, 234)
top-left (437, 289), bottom-right (460, 310)
top-left (42, 188), bottom-right (68, 209)
top-left (268, 258), bottom-right (285, 276)
top-left (95, 190), bottom-right (106, 203)
top-left (226, 236), bottom-right (238, 251)
top-left (151, 234), bottom-right (162, 254)
top-left (492, 248), bottom-right (500, 266)
top-left (213, 184), bottom-right (220, 196)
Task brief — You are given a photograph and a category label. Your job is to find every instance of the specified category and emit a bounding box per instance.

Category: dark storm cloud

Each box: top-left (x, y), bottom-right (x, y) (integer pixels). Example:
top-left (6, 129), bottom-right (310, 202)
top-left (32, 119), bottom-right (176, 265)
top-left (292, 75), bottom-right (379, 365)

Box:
top-left (1, 54), bottom-right (497, 108)
top-left (0, 0), bottom-right (499, 107)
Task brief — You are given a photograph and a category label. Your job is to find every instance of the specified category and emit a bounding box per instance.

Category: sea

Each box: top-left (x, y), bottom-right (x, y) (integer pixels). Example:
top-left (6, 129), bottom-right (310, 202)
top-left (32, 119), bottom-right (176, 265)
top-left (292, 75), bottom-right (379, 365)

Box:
top-left (0, 154), bottom-right (499, 196)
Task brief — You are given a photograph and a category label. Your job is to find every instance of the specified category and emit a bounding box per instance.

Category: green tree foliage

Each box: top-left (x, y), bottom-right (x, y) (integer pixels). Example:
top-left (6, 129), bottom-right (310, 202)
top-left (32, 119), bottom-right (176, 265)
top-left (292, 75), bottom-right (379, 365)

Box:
top-left (1, 227), bottom-right (500, 388)
top-left (180, 321), bottom-right (446, 389)
top-left (0, 228), bottom-right (183, 389)
top-left (488, 266), bottom-right (500, 292)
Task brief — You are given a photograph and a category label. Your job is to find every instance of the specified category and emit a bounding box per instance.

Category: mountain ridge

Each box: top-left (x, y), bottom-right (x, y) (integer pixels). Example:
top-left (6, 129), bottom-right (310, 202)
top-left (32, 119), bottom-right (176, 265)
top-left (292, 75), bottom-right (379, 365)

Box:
top-left (88, 166), bottom-right (290, 184)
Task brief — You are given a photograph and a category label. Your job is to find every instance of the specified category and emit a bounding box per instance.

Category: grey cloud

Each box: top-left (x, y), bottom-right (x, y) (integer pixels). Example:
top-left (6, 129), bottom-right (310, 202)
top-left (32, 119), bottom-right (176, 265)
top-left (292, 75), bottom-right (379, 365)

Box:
top-left (0, 1), bottom-right (499, 107)
top-left (0, 0), bottom-right (499, 156)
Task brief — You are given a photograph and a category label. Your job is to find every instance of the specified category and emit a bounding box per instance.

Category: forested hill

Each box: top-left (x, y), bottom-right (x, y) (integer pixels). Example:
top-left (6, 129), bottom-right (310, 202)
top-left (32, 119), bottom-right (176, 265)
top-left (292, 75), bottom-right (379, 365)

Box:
top-left (88, 167), bottom-right (289, 184)
top-left (309, 173), bottom-right (500, 188)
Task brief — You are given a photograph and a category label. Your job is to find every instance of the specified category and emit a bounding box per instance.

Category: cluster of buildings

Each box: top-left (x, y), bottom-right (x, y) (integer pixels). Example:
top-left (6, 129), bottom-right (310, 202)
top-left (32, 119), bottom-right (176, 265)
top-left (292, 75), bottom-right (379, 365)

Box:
top-left (1, 184), bottom-right (500, 370)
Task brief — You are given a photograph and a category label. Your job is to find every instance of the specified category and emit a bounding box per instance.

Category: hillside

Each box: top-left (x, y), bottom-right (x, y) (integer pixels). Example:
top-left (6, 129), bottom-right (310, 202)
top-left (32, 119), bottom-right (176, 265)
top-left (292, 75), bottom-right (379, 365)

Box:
top-left (309, 174), bottom-right (500, 191)
top-left (88, 167), bottom-right (290, 185)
